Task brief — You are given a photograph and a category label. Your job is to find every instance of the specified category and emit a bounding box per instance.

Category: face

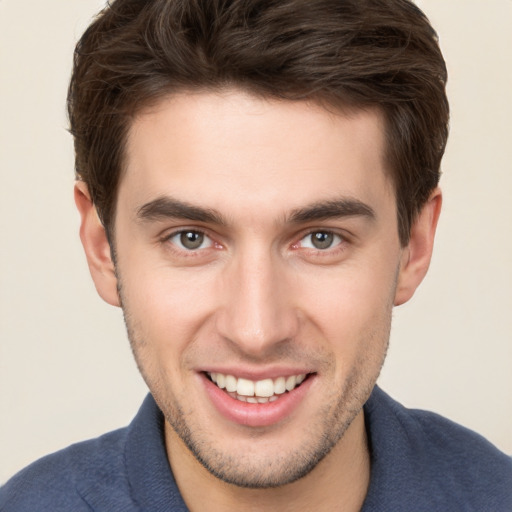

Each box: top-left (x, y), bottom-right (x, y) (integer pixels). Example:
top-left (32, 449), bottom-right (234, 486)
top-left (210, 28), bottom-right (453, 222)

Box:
top-left (112, 90), bottom-right (404, 487)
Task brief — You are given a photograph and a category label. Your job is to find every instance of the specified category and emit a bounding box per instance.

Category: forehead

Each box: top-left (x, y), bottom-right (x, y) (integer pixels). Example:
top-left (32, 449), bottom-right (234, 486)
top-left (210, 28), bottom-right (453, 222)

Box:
top-left (120, 89), bottom-right (394, 223)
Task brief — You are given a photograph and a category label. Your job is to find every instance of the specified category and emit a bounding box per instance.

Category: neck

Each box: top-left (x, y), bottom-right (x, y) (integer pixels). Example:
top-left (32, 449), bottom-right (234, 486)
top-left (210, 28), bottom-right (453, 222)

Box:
top-left (165, 410), bottom-right (370, 512)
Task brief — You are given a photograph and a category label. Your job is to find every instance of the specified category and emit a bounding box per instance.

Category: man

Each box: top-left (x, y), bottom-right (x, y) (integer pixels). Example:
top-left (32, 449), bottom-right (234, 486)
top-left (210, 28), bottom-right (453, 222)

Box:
top-left (1, 0), bottom-right (510, 510)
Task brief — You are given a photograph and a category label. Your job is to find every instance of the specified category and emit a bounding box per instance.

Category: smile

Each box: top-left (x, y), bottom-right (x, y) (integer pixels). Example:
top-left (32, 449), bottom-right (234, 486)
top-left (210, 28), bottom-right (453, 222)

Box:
top-left (206, 372), bottom-right (308, 404)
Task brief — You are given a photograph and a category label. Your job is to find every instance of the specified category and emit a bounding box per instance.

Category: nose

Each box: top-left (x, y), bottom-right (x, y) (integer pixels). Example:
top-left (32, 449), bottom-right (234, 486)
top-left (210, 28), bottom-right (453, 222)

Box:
top-left (216, 246), bottom-right (300, 358)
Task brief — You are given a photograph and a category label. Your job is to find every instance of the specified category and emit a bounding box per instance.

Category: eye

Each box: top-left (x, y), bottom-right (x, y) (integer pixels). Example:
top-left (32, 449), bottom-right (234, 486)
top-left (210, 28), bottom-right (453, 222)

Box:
top-left (168, 230), bottom-right (213, 250)
top-left (299, 231), bottom-right (343, 250)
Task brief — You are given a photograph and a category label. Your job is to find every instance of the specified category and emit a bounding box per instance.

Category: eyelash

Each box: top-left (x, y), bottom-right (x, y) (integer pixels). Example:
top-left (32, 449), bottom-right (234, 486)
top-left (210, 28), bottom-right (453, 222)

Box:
top-left (161, 229), bottom-right (218, 254)
top-left (296, 230), bottom-right (345, 251)
top-left (161, 228), bottom-right (347, 258)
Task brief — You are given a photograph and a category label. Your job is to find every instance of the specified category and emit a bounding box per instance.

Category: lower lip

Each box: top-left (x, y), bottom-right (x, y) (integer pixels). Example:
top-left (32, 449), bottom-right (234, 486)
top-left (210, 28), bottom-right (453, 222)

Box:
top-left (202, 374), bottom-right (314, 428)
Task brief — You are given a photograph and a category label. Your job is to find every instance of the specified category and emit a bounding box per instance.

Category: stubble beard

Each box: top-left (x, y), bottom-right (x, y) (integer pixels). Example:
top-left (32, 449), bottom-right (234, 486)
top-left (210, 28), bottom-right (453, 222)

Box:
top-left (160, 363), bottom-right (380, 489)
top-left (125, 323), bottom-right (387, 488)
top-left (117, 278), bottom-right (391, 489)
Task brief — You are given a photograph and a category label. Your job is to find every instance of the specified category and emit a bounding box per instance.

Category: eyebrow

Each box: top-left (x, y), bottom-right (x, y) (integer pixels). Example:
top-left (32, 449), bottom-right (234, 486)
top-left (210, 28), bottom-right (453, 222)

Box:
top-left (288, 198), bottom-right (376, 224)
top-left (136, 197), bottom-right (227, 225)
top-left (136, 196), bottom-right (376, 226)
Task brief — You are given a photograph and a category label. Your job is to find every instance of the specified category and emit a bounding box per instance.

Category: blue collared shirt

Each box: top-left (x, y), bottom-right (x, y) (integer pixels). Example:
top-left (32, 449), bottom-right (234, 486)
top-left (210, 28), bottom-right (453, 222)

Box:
top-left (1, 387), bottom-right (511, 511)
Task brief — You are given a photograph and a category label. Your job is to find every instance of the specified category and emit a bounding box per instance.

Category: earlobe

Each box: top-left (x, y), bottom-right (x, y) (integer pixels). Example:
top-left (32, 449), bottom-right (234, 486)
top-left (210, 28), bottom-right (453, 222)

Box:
top-left (74, 181), bottom-right (120, 307)
top-left (394, 188), bottom-right (442, 306)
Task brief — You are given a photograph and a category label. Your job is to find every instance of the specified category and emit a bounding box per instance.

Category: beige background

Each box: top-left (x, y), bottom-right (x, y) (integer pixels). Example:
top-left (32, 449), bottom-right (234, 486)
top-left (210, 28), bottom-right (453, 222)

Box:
top-left (1, 0), bottom-right (511, 483)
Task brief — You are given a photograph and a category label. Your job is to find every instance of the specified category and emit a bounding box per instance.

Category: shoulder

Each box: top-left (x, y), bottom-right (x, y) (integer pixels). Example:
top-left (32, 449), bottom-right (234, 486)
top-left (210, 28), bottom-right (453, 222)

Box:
top-left (364, 387), bottom-right (512, 511)
top-left (394, 395), bottom-right (511, 474)
top-left (405, 406), bottom-right (512, 510)
top-left (0, 427), bottom-right (131, 512)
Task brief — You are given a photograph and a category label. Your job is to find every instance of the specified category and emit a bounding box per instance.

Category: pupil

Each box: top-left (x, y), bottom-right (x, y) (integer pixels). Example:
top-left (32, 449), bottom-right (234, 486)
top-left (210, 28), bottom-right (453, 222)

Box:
top-left (180, 231), bottom-right (203, 249)
top-left (312, 232), bottom-right (333, 249)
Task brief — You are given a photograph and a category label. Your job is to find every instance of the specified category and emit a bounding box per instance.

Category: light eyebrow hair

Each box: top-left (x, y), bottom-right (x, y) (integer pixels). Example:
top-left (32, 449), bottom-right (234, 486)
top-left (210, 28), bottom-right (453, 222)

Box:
top-left (136, 196), bottom-right (227, 225)
top-left (288, 198), bottom-right (376, 224)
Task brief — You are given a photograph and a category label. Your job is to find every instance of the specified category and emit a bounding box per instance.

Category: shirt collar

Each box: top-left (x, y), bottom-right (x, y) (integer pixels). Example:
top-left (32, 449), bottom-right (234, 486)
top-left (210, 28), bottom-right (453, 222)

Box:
top-left (125, 394), bottom-right (188, 511)
top-left (124, 386), bottom-right (420, 511)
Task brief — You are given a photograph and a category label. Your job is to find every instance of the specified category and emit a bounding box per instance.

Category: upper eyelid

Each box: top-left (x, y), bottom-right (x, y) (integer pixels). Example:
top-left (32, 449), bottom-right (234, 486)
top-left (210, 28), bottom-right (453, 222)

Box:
top-left (159, 227), bottom-right (350, 249)
top-left (302, 228), bottom-right (339, 236)
top-left (286, 229), bottom-right (347, 255)
top-left (297, 228), bottom-right (348, 242)
top-left (162, 229), bottom-right (215, 254)
top-left (161, 228), bottom-right (212, 245)
top-left (299, 230), bottom-right (343, 244)
top-left (162, 226), bottom-right (210, 240)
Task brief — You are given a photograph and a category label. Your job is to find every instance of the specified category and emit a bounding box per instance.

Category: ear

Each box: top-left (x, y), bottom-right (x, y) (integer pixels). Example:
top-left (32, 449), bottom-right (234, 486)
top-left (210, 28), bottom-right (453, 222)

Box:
top-left (394, 188), bottom-right (442, 306)
top-left (74, 181), bottom-right (120, 307)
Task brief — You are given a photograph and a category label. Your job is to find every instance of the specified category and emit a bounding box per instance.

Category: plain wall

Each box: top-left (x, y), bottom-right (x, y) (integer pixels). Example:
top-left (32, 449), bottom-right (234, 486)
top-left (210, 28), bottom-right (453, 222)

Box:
top-left (1, 0), bottom-right (511, 483)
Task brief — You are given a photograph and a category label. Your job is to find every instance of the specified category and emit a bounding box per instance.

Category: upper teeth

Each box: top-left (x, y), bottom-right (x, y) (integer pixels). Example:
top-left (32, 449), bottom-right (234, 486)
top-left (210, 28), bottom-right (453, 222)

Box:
top-left (208, 372), bottom-right (306, 398)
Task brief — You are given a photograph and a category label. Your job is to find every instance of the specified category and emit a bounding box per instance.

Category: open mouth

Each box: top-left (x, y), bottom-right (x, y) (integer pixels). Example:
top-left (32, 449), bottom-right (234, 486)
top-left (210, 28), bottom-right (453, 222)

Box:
top-left (205, 372), bottom-right (311, 404)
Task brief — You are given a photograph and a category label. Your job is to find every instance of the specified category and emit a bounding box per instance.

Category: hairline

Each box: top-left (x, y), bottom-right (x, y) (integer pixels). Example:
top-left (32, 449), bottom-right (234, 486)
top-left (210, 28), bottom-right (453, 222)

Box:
top-left (101, 86), bottom-right (407, 249)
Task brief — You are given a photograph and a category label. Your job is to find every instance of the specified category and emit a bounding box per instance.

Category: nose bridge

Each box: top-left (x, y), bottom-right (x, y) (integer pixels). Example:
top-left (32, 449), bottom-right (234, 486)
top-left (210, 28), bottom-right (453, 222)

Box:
top-left (217, 242), bottom-right (297, 356)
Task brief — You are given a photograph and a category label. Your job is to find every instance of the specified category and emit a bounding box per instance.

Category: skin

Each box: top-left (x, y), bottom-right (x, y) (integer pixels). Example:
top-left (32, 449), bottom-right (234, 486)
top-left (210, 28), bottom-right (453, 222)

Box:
top-left (75, 89), bottom-right (441, 512)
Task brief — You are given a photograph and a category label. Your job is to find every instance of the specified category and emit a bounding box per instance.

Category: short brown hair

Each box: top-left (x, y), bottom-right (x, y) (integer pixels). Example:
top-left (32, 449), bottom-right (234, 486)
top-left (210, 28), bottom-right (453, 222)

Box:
top-left (68, 0), bottom-right (449, 245)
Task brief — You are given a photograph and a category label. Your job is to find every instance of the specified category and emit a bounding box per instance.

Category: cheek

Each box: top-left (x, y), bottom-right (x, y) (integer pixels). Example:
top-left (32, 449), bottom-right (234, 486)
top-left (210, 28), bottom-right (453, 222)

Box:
top-left (119, 263), bottom-right (219, 352)
top-left (293, 262), bottom-right (396, 352)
